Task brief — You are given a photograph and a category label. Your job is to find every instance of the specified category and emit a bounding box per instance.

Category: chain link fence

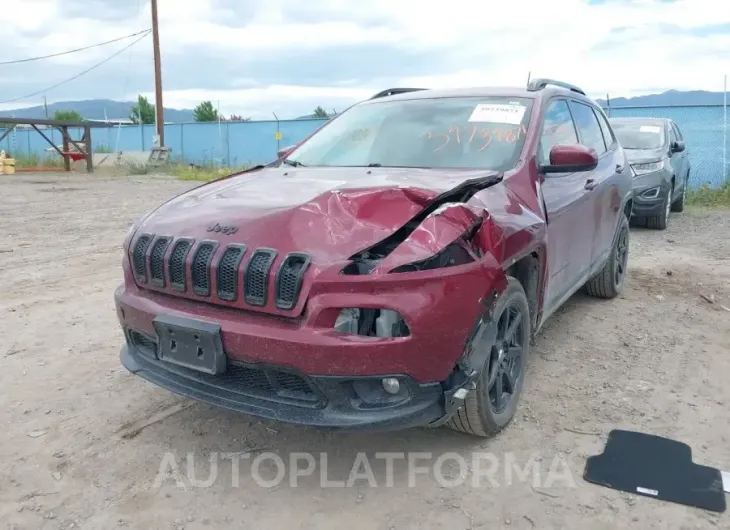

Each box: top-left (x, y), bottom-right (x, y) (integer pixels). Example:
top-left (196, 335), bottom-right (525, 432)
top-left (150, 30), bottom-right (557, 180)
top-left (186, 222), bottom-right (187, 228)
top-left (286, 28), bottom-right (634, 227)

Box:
top-left (603, 104), bottom-right (728, 189)
top-left (3, 105), bottom-right (728, 189)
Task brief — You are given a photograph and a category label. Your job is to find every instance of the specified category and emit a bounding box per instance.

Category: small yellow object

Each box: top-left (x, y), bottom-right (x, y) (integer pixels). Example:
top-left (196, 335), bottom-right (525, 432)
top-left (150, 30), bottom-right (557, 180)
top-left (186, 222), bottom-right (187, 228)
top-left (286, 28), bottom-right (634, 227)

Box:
top-left (2, 158), bottom-right (15, 175)
top-left (275, 131), bottom-right (283, 141)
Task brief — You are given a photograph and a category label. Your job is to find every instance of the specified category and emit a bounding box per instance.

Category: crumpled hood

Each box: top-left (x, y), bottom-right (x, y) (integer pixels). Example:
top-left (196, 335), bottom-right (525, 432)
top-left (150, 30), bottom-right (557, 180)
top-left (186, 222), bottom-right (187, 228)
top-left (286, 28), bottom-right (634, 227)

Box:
top-left (137, 166), bottom-right (500, 264)
top-left (624, 148), bottom-right (667, 164)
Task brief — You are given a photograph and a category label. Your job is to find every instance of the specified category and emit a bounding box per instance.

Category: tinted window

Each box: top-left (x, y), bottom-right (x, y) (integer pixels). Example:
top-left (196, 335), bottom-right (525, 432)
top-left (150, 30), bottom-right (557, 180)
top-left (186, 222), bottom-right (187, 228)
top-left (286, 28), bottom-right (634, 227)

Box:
top-left (570, 102), bottom-right (606, 154)
top-left (595, 109), bottom-right (614, 150)
top-left (286, 97), bottom-right (533, 171)
top-left (539, 99), bottom-right (578, 163)
top-left (669, 124), bottom-right (677, 143)
top-left (611, 121), bottom-right (666, 149)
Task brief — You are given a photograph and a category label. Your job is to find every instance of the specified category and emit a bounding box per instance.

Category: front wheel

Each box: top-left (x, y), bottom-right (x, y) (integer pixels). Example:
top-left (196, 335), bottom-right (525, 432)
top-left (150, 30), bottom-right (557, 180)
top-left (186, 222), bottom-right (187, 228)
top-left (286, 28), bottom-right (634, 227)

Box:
top-left (446, 277), bottom-right (530, 437)
top-left (646, 187), bottom-right (672, 230)
top-left (585, 214), bottom-right (630, 299)
top-left (671, 176), bottom-right (687, 213)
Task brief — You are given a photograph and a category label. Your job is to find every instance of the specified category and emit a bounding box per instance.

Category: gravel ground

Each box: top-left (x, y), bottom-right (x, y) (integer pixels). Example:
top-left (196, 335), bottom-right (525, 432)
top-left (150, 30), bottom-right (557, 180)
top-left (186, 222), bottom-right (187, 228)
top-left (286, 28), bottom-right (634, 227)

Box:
top-left (1, 172), bottom-right (729, 530)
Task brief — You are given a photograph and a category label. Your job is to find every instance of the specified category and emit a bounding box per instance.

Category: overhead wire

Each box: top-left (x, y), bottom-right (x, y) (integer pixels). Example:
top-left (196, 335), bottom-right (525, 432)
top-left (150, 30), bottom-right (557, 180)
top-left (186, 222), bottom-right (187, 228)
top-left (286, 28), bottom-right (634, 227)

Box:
top-left (0, 29), bottom-right (151, 65)
top-left (0, 30), bottom-right (151, 105)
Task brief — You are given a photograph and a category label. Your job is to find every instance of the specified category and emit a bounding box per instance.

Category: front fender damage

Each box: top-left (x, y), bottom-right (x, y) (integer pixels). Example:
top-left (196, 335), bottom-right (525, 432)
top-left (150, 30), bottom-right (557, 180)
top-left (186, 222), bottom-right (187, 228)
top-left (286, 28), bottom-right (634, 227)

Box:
top-left (343, 173), bottom-right (505, 275)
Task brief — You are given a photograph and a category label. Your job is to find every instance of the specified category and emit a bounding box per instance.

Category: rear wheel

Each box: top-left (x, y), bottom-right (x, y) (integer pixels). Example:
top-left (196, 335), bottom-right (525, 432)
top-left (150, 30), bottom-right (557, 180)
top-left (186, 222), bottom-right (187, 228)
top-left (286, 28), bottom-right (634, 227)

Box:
top-left (646, 186), bottom-right (672, 230)
top-left (446, 278), bottom-right (530, 437)
top-left (585, 214), bottom-right (629, 299)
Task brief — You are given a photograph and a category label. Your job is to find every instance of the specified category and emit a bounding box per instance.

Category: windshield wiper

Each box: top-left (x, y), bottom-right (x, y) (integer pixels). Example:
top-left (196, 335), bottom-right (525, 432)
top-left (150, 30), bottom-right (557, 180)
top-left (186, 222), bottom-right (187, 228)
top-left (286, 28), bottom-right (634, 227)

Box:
top-left (281, 158), bottom-right (305, 167)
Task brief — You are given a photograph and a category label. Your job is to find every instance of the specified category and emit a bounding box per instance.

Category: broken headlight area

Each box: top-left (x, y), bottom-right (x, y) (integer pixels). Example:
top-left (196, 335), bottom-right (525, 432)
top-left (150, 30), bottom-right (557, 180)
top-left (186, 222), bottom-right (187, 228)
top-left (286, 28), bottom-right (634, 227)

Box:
top-left (389, 241), bottom-right (475, 273)
top-left (334, 308), bottom-right (410, 337)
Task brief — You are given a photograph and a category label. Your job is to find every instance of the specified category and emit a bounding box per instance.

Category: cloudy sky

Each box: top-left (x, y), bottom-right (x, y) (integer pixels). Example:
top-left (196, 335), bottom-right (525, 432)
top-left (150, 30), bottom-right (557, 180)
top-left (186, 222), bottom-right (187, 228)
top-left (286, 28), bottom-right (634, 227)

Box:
top-left (1, 0), bottom-right (729, 119)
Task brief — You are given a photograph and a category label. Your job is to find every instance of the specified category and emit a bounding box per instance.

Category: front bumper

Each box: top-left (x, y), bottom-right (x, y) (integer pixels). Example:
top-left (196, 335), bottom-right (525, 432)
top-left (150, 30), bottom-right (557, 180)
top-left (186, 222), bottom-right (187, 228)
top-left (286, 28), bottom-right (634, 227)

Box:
top-left (630, 169), bottom-right (672, 217)
top-left (121, 341), bottom-right (463, 430)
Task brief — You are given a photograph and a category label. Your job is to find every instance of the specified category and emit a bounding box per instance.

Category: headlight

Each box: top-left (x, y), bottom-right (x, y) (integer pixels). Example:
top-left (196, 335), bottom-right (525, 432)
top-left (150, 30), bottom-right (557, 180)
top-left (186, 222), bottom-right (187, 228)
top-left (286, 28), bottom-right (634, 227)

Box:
top-left (631, 160), bottom-right (664, 176)
top-left (334, 308), bottom-right (410, 337)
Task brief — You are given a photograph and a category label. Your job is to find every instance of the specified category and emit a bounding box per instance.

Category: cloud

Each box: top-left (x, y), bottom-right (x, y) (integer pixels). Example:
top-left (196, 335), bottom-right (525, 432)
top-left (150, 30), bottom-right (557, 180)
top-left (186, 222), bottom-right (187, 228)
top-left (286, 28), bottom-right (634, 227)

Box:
top-left (0, 0), bottom-right (729, 118)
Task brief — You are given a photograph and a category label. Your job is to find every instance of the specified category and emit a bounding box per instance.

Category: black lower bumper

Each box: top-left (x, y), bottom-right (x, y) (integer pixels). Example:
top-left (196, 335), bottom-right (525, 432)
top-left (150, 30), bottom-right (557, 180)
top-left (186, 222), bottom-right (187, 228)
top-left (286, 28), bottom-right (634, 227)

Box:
top-left (121, 345), bottom-right (449, 431)
top-left (631, 171), bottom-right (671, 217)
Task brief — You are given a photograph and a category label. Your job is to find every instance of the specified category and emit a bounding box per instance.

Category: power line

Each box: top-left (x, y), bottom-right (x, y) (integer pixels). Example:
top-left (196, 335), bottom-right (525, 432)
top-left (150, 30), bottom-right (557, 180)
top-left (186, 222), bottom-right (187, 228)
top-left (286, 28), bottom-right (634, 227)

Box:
top-left (0, 29), bottom-right (151, 65)
top-left (0, 31), bottom-right (151, 105)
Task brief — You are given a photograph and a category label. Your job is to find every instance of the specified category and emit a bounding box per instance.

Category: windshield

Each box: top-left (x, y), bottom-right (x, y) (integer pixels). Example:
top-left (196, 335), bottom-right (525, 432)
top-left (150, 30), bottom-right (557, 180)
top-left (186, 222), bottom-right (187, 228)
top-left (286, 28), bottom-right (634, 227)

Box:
top-left (612, 122), bottom-right (666, 149)
top-left (286, 96), bottom-right (533, 171)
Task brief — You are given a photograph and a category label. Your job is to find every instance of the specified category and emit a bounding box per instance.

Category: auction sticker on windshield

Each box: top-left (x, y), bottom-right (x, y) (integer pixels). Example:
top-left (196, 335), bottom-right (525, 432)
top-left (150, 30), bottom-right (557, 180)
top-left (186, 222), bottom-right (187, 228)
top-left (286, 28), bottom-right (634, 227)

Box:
top-left (639, 125), bottom-right (661, 133)
top-left (469, 103), bottom-right (526, 125)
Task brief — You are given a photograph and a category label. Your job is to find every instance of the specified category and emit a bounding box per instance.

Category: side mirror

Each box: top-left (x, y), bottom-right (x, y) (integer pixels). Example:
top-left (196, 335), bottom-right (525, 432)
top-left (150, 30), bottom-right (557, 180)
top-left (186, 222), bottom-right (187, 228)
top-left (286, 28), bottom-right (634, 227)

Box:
top-left (541, 144), bottom-right (598, 174)
top-left (671, 141), bottom-right (685, 153)
top-left (277, 145), bottom-right (295, 159)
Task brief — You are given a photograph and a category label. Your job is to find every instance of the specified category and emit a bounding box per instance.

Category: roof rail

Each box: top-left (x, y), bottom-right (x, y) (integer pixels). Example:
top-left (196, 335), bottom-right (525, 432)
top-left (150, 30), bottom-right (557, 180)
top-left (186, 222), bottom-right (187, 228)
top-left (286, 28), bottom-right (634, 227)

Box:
top-left (526, 78), bottom-right (585, 96)
top-left (369, 88), bottom-right (427, 100)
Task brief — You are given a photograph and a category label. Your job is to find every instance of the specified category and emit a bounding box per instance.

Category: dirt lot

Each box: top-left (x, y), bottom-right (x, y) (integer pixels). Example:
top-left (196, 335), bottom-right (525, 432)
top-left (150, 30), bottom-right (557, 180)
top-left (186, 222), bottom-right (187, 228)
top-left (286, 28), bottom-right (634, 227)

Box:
top-left (1, 172), bottom-right (729, 530)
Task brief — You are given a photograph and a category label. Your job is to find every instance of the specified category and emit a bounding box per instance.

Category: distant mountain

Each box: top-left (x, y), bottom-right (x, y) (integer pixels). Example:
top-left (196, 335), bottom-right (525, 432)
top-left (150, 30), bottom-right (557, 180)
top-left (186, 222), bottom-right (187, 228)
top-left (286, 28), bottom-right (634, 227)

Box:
top-left (0, 99), bottom-right (194, 122)
top-left (596, 90), bottom-right (727, 108)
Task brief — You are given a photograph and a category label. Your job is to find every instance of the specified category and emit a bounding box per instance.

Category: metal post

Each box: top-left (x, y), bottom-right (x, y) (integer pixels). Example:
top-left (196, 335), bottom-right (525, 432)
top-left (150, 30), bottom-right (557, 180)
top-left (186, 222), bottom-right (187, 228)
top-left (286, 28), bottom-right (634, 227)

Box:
top-left (151, 0), bottom-right (165, 147)
top-left (273, 112), bottom-right (280, 152)
top-left (720, 74), bottom-right (730, 184)
top-left (84, 126), bottom-right (93, 173)
top-left (62, 127), bottom-right (71, 172)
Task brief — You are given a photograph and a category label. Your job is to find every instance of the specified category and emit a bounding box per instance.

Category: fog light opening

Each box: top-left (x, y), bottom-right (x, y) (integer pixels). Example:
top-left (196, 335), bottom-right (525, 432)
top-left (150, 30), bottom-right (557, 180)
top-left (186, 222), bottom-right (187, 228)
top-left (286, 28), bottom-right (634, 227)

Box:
top-left (333, 308), bottom-right (410, 337)
top-left (381, 377), bottom-right (401, 395)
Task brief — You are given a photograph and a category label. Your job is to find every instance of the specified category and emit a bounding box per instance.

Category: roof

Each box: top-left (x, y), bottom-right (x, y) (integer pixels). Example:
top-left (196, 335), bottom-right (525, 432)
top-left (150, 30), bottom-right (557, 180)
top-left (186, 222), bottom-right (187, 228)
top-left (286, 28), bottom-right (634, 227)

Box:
top-left (362, 85), bottom-right (592, 104)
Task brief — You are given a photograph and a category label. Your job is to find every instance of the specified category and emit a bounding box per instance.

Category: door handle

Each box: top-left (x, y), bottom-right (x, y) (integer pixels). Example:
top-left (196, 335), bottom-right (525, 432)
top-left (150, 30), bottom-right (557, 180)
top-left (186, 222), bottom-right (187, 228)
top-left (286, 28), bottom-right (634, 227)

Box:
top-left (616, 164), bottom-right (624, 173)
top-left (584, 179), bottom-right (598, 191)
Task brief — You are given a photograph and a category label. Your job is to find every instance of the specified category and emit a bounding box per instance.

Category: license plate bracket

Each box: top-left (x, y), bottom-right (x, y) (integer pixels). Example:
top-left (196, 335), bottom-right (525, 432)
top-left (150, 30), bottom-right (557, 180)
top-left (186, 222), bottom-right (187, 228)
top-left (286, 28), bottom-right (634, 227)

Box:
top-left (152, 315), bottom-right (227, 375)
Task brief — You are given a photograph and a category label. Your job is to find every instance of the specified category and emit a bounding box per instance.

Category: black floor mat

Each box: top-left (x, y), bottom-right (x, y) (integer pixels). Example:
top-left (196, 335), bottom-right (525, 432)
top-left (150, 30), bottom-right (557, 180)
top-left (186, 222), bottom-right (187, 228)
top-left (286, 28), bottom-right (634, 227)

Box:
top-left (584, 429), bottom-right (726, 512)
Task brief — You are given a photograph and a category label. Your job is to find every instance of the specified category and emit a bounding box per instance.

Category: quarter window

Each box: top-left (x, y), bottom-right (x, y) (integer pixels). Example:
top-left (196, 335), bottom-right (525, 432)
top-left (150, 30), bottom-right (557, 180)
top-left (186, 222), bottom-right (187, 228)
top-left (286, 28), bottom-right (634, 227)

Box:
top-left (595, 109), bottom-right (614, 150)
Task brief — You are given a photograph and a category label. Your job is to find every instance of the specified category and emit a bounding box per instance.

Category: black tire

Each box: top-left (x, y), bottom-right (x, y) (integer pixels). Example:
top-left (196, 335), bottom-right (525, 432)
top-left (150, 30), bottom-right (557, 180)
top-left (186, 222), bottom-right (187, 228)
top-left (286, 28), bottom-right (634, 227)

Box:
top-left (585, 214), bottom-right (630, 299)
top-left (646, 187), bottom-right (671, 230)
top-left (671, 176), bottom-right (686, 213)
top-left (446, 277), bottom-right (530, 437)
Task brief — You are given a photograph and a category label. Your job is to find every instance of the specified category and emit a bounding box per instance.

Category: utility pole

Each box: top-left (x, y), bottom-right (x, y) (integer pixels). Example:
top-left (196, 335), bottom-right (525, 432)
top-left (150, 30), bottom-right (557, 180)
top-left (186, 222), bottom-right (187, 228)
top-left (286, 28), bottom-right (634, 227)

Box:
top-left (151, 0), bottom-right (165, 147)
top-left (43, 95), bottom-right (48, 119)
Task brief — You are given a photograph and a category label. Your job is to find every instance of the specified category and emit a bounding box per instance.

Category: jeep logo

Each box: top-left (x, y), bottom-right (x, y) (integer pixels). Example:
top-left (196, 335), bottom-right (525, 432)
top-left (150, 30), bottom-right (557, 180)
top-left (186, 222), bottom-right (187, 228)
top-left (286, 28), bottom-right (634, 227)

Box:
top-left (207, 223), bottom-right (238, 235)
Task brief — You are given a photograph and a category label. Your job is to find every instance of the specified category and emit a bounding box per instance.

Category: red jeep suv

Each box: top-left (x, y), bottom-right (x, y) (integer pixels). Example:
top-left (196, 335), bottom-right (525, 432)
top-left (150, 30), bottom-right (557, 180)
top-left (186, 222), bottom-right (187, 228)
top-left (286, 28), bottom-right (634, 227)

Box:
top-left (115, 79), bottom-right (632, 437)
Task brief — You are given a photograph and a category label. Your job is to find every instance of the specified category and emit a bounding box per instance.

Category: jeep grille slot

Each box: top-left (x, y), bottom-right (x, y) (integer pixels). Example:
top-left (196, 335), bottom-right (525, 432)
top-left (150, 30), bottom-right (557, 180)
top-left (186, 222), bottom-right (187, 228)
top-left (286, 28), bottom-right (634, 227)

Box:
top-left (168, 239), bottom-right (192, 291)
top-left (244, 248), bottom-right (277, 306)
top-left (132, 234), bottom-right (152, 283)
top-left (191, 241), bottom-right (217, 297)
top-left (217, 244), bottom-right (246, 301)
top-left (149, 237), bottom-right (171, 286)
top-left (275, 253), bottom-right (311, 310)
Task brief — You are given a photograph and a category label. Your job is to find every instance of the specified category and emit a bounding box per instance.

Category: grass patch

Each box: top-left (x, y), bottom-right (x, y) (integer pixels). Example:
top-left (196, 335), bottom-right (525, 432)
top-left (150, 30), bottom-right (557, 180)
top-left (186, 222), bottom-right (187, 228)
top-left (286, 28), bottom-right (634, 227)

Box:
top-left (686, 180), bottom-right (730, 208)
top-left (11, 152), bottom-right (65, 169)
top-left (169, 163), bottom-right (253, 182)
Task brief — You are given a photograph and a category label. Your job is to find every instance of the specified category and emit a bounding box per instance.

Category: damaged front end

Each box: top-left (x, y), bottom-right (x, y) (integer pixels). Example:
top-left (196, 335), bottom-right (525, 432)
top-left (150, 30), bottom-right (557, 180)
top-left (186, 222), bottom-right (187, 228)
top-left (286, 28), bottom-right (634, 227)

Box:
top-left (335, 173), bottom-right (508, 425)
